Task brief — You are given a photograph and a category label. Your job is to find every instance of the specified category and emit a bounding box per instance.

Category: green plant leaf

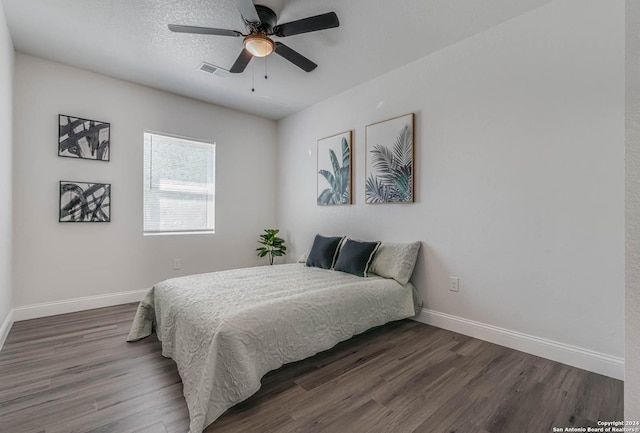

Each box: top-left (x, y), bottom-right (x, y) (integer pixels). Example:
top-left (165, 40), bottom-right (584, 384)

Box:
top-left (342, 184), bottom-right (350, 203)
top-left (370, 144), bottom-right (394, 174)
top-left (365, 175), bottom-right (390, 203)
top-left (318, 188), bottom-right (336, 205)
top-left (339, 165), bottom-right (350, 185)
top-left (329, 149), bottom-right (340, 181)
top-left (318, 169), bottom-right (337, 189)
top-left (392, 125), bottom-right (412, 169)
top-left (341, 137), bottom-right (350, 167)
top-left (256, 228), bottom-right (287, 263)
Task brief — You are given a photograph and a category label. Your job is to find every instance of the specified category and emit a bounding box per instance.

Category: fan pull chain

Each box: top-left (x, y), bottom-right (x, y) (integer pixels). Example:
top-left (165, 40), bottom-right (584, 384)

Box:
top-left (251, 64), bottom-right (255, 92)
top-left (265, 56), bottom-right (268, 80)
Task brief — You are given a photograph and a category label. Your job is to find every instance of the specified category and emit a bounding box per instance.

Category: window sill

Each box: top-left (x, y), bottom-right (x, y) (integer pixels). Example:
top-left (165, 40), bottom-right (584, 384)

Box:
top-left (144, 230), bottom-right (215, 236)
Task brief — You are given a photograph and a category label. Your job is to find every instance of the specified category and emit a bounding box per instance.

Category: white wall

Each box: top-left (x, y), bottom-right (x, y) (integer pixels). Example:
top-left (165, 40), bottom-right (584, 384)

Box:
top-left (0, 1), bottom-right (13, 339)
top-left (277, 0), bottom-right (624, 375)
top-left (626, 0), bottom-right (640, 420)
top-left (12, 54), bottom-right (277, 310)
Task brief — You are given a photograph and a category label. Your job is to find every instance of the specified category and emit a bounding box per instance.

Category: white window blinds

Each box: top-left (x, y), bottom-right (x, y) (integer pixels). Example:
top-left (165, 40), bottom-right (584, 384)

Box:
top-left (143, 132), bottom-right (215, 234)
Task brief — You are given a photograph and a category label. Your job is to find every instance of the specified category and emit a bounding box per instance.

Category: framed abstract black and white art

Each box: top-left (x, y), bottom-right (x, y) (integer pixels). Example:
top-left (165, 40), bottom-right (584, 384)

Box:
top-left (59, 181), bottom-right (111, 223)
top-left (58, 114), bottom-right (110, 161)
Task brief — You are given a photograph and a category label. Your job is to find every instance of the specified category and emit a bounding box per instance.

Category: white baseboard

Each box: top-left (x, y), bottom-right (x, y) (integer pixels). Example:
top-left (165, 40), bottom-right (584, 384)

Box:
top-left (13, 289), bottom-right (149, 322)
top-left (0, 308), bottom-right (14, 352)
top-left (414, 308), bottom-right (624, 380)
top-left (6, 296), bottom-right (625, 379)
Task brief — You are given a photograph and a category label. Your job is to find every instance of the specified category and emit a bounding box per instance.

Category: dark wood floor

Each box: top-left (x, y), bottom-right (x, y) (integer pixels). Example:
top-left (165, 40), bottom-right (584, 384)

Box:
top-left (0, 304), bottom-right (623, 433)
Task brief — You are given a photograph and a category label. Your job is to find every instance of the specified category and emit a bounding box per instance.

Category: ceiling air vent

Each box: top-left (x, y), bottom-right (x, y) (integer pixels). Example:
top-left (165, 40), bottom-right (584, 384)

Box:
top-left (198, 62), bottom-right (230, 78)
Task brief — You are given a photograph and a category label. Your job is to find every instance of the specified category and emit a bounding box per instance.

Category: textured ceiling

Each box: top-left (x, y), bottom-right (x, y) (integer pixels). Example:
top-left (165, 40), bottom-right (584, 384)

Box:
top-left (2, 0), bottom-right (551, 120)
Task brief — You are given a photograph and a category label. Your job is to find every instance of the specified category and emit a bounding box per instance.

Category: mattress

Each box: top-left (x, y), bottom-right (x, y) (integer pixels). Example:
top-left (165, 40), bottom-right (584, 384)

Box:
top-left (127, 263), bottom-right (418, 433)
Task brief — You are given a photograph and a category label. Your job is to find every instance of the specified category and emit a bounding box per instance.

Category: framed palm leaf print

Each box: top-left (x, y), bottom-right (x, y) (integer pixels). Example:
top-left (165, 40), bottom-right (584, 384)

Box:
top-left (365, 113), bottom-right (414, 204)
top-left (317, 131), bottom-right (352, 206)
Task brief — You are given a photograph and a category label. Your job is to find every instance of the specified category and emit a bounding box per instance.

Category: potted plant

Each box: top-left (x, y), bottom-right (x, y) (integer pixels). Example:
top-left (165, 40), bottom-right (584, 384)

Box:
top-left (256, 229), bottom-right (287, 265)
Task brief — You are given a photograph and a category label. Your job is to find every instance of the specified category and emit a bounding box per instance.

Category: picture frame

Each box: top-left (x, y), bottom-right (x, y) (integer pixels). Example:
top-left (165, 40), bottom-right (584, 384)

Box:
top-left (365, 113), bottom-right (414, 204)
top-left (59, 181), bottom-right (111, 223)
top-left (317, 130), bottom-right (352, 206)
top-left (58, 114), bottom-right (110, 161)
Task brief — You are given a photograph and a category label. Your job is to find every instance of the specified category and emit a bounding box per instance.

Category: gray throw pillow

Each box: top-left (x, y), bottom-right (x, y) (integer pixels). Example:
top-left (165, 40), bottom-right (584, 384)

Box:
top-left (334, 239), bottom-right (381, 277)
top-left (305, 234), bottom-right (345, 269)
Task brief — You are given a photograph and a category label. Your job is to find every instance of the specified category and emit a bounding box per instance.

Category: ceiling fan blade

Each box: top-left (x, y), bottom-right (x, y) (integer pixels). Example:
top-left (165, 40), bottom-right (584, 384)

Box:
top-left (273, 12), bottom-right (339, 37)
top-left (274, 42), bottom-right (317, 72)
top-left (236, 0), bottom-right (261, 24)
top-left (168, 24), bottom-right (242, 37)
top-left (230, 49), bottom-right (254, 73)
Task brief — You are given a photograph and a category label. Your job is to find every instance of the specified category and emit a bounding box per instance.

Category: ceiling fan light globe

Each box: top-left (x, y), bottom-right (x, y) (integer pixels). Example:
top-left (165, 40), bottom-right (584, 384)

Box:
top-left (244, 35), bottom-right (274, 57)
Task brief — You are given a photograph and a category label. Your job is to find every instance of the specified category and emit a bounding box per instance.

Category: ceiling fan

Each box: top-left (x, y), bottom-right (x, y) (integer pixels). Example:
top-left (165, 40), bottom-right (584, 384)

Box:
top-left (168, 0), bottom-right (340, 74)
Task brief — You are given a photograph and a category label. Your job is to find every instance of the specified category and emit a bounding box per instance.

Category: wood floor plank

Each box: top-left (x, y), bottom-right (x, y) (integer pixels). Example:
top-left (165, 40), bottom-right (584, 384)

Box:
top-left (293, 398), bottom-right (388, 433)
top-left (0, 303), bottom-right (623, 433)
top-left (131, 421), bottom-right (168, 433)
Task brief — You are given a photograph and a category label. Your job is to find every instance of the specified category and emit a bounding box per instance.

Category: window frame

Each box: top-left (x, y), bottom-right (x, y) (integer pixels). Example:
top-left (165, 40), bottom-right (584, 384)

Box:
top-left (143, 130), bottom-right (216, 236)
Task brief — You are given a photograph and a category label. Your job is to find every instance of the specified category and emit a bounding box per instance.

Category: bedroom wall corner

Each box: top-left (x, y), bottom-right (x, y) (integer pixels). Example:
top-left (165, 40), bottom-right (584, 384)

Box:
top-left (11, 54), bottom-right (277, 313)
top-left (625, 0), bottom-right (640, 420)
top-left (276, 0), bottom-right (625, 376)
top-left (0, 0), bottom-right (15, 349)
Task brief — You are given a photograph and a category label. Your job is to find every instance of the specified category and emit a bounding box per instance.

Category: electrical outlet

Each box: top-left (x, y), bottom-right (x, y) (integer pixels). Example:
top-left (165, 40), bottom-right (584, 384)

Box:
top-left (449, 277), bottom-right (459, 292)
top-left (173, 259), bottom-right (181, 270)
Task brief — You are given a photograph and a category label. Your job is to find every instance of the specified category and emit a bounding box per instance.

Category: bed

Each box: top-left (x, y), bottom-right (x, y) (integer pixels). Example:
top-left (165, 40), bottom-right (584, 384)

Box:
top-left (127, 238), bottom-right (421, 433)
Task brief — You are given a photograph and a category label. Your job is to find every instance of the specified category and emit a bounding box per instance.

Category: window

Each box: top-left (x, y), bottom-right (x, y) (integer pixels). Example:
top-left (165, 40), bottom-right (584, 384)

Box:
top-left (143, 132), bottom-right (215, 234)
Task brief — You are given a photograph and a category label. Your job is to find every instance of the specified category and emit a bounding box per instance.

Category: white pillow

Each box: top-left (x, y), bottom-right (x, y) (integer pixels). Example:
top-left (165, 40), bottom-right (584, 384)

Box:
top-left (369, 241), bottom-right (421, 285)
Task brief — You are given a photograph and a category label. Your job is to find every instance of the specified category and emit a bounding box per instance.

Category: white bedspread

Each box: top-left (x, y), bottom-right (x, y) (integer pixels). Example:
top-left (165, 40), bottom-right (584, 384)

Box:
top-left (127, 263), bottom-right (417, 433)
